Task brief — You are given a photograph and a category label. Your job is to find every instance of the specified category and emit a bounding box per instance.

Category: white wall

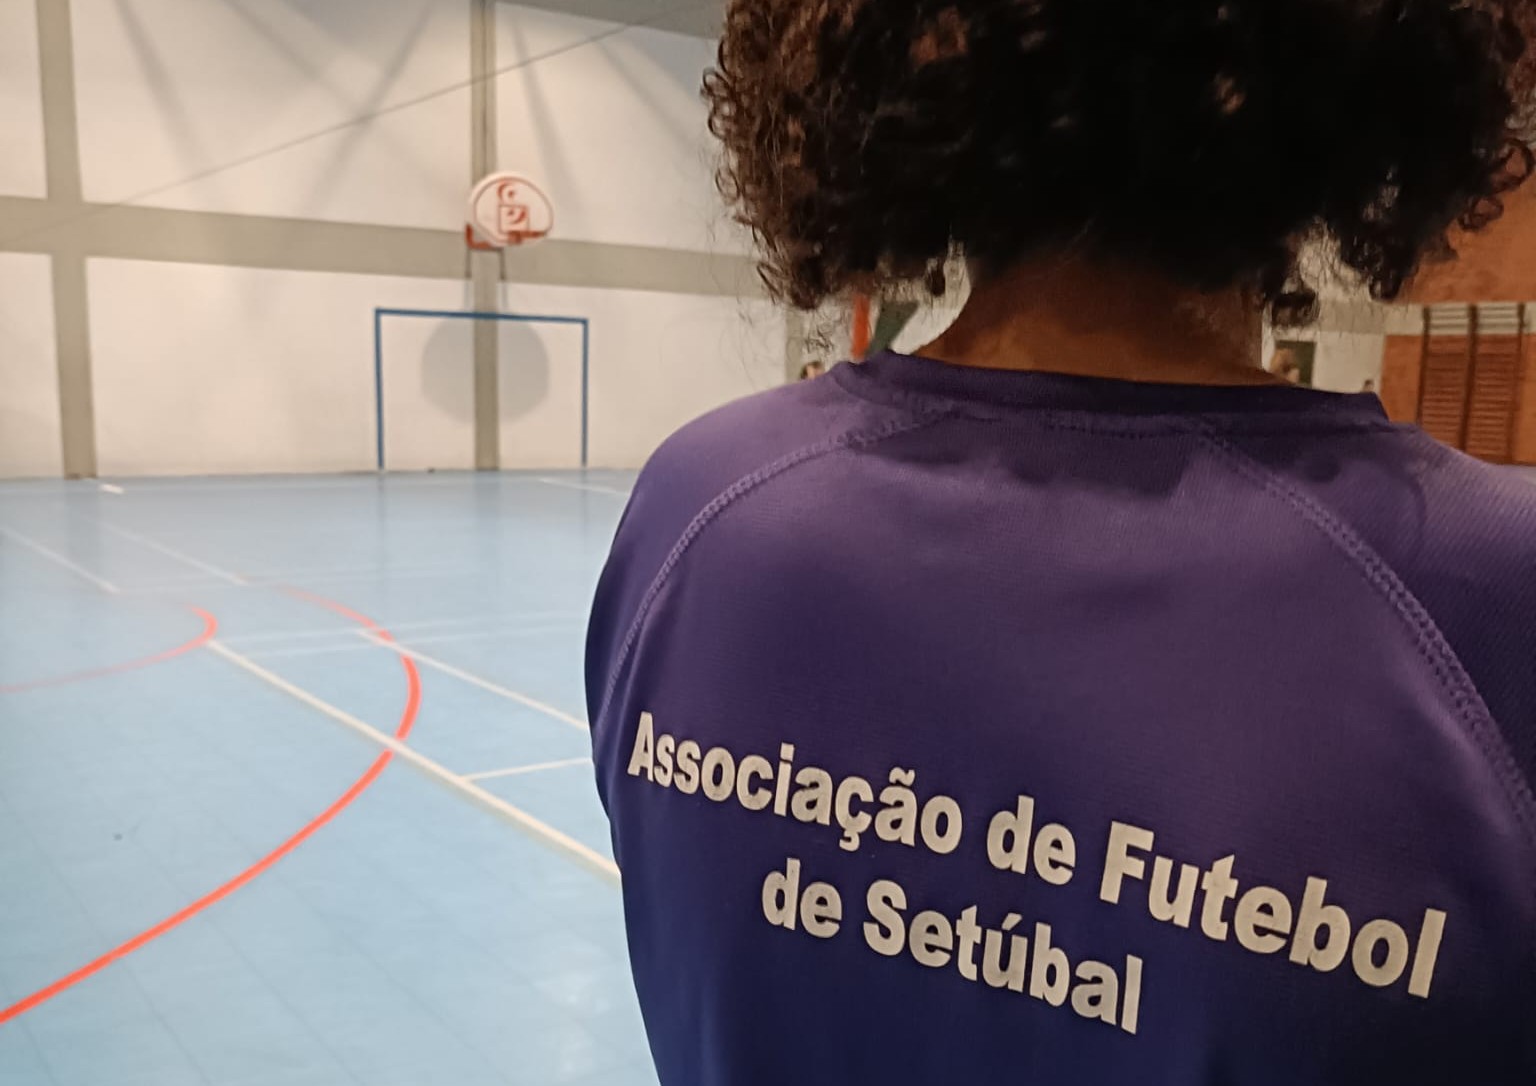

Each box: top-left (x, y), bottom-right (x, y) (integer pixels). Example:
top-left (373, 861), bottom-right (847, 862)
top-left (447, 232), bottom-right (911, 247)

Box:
top-left (89, 259), bottom-right (472, 475)
top-left (1310, 331), bottom-right (1385, 393)
top-left (499, 281), bottom-right (783, 468)
top-left (0, 0), bottom-right (47, 198)
top-left (376, 293), bottom-right (781, 472)
top-left (71, 0), bottom-right (471, 229)
top-left (495, 5), bottom-right (747, 255)
top-left (377, 312), bottom-right (589, 472)
top-left (85, 259), bottom-right (780, 475)
top-left (67, 0), bottom-right (745, 245)
top-left (498, 317), bottom-right (585, 469)
top-left (0, 254), bottom-right (62, 477)
top-left (13, 2), bottom-right (782, 479)
top-left (1266, 311), bottom-right (1389, 394)
top-left (378, 313), bottom-right (476, 472)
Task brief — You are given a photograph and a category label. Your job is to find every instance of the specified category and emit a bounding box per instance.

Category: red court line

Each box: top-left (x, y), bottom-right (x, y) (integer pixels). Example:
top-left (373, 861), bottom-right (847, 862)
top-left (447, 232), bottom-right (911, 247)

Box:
top-left (280, 587), bottom-right (400, 639)
top-left (0, 592), bottom-right (421, 1028)
top-left (0, 609), bottom-right (219, 695)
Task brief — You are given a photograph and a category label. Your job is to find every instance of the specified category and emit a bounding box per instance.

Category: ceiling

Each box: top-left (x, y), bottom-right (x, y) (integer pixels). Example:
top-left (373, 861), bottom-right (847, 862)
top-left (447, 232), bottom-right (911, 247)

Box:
top-left (501, 0), bottom-right (726, 38)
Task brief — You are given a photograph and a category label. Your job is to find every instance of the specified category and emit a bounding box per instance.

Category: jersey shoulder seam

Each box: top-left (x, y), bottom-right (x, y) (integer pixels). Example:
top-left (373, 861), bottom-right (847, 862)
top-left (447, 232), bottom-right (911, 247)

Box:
top-left (1200, 426), bottom-right (1536, 860)
top-left (596, 407), bottom-right (956, 722)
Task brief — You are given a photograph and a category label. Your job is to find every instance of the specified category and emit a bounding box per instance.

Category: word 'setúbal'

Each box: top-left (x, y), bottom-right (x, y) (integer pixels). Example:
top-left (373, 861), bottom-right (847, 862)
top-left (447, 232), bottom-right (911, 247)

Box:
top-left (762, 858), bottom-right (1143, 1034)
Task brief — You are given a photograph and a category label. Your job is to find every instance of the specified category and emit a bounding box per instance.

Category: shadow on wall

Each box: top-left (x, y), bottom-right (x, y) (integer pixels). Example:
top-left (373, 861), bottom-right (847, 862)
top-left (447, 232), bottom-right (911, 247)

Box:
top-left (418, 317), bottom-right (552, 423)
top-left (421, 318), bottom-right (476, 422)
top-left (499, 322), bottom-right (554, 423)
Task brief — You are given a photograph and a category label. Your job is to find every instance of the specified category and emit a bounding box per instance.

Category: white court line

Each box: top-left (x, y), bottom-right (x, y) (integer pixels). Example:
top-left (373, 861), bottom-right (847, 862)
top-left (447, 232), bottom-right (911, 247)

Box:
top-left (252, 565), bottom-right (479, 586)
top-left (120, 581), bottom-right (255, 596)
top-left (207, 640), bottom-right (619, 885)
top-left (118, 565), bottom-right (516, 599)
top-left (381, 621), bottom-right (584, 649)
top-left (222, 610), bottom-right (582, 647)
top-left (102, 524), bottom-right (249, 586)
top-left (242, 561), bottom-right (466, 581)
top-left (0, 527), bottom-right (121, 595)
top-left (359, 631), bottom-right (590, 733)
top-left (390, 620), bottom-right (586, 645)
top-left (99, 484), bottom-right (124, 495)
top-left (534, 477), bottom-right (632, 497)
top-left (117, 571), bottom-right (228, 589)
top-left (119, 565), bottom-right (483, 593)
top-left (96, 474), bottom-right (564, 497)
top-left (121, 561), bottom-right (473, 590)
top-left (465, 757), bottom-right (592, 783)
top-left (87, 476), bottom-right (458, 495)
top-left (246, 622), bottom-right (582, 660)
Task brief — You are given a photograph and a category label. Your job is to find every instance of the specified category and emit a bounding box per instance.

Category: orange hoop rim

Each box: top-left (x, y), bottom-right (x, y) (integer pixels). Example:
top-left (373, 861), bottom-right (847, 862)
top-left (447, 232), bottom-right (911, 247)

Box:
top-left (503, 228), bottom-right (552, 247)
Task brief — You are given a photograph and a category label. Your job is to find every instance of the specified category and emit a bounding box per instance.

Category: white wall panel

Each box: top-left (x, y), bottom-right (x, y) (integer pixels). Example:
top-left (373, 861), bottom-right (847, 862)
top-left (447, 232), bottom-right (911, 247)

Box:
top-left (495, 5), bottom-right (747, 254)
top-left (378, 313), bottom-right (476, 472)
top-left (499, 281), bottom-right (784, 468)
top-left (1269, 325), bottom-right (1386, 394)
top-left (88, 260), bottom-right (778, 476)
top-left (72, 0), bottom-right (470, 229)
top-left (0, 254), bottom-right (61, 477)
top-left (89, 259), bottom-right (470, 476)
top-left (0, 0), bottom-right (47, 198)
top-left (499, 318), bottom-right (585, 469)
top-left (1312, 331), bottom-right (1385, 393)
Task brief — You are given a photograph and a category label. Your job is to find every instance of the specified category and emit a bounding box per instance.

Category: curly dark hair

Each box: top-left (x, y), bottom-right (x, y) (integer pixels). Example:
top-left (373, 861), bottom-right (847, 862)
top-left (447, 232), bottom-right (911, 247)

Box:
top-left (705, 0), bottom-right (1536, 322)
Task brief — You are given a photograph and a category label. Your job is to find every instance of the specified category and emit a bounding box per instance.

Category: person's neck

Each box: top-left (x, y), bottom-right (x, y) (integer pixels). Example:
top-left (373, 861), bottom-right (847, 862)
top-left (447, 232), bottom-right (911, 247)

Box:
top-left (921, 259), bottom-right (1280, 387)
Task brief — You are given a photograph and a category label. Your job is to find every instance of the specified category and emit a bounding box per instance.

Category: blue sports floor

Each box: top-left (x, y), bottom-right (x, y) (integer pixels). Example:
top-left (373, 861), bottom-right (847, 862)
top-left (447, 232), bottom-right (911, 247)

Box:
top-left (4, 464), bottom-right (1534, 1086)
top-left (0, 471), bottom-right (648, 1086)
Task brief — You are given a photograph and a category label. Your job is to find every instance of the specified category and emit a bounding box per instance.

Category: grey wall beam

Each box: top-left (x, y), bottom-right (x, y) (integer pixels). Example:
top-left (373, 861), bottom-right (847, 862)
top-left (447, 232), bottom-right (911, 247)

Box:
top-left (50, 253), bottom-right (96, 479)
top-left (471, 0), bottom-right (501, 470)
top-left (499, 236), bottom-right (761, 296)
top-left (0, 197), bottom-right (763, 299)
top-left (0, 199), bottom-right (470, 277)
top-left (35, 0), bottom-right (95, 477)
top-left (36, 0), bottom-right (82, 203)
top-left (10, 0), bottom-right (769, 480)
top-left (493, 0), bottom-right (724, 38)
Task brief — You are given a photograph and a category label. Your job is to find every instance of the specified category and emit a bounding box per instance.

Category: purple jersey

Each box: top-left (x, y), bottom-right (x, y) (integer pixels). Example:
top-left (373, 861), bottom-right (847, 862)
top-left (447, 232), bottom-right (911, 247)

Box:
top-left (586, 352), bottom-right (1536, 1086)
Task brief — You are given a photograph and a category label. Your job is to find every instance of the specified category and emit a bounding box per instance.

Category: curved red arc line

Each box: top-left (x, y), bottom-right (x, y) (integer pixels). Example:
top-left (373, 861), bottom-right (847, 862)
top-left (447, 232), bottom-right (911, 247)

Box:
top-left (0, 595), bottom-right (422, 1028)
top-left (279, 587), bottom-right (397, 641)
top-left (0, 609), bottom-right (219, 695)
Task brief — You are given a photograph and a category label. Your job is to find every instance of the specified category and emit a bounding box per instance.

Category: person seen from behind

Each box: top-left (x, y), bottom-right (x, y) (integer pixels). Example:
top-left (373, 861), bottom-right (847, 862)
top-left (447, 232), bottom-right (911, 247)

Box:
top-left (587, 2), bottom-right (1536, 1084)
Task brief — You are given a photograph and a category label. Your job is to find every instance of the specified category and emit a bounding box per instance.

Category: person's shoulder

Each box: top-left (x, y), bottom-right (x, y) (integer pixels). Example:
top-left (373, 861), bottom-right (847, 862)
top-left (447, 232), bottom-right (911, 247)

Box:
top-left (625, 367), bottom-right (914, 541)
top-left (1320, 430), bottom-right (1536, 782)
top-left (639, 380), bottom-right (831, 498)
top-left (1256, 422), bottom-right (1536, 576)
top-left (1401, 434), bottom-right (1536, 569)
top-left (586, 368), bottom-right (914, 721)
top-left (1308, 427), bottom-right (1536, 646)
top-left (1235, 421), bottom-right (1536, 781)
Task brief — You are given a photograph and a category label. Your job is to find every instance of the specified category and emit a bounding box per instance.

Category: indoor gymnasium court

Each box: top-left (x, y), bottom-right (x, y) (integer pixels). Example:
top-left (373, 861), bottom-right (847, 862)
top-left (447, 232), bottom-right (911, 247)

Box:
top-left (0, 471), bottom-right (644, 1085)
top-left (3, 1), bottom-right (1536, 1085)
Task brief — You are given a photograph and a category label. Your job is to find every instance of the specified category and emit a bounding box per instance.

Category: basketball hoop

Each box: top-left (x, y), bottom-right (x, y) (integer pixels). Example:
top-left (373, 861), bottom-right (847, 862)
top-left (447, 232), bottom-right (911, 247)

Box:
top-left (467, 172), bottom-right (554, 251)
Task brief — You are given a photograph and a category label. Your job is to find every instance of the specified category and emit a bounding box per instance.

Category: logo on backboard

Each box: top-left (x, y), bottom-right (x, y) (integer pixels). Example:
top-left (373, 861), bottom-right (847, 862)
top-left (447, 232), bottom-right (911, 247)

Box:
top-left (466, 172), bottom-right (554, 251)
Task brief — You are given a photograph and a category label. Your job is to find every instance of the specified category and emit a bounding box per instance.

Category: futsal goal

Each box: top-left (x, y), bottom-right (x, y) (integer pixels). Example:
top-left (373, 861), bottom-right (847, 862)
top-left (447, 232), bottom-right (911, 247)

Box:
top-left (372, 307), bottom-right (591, 473)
